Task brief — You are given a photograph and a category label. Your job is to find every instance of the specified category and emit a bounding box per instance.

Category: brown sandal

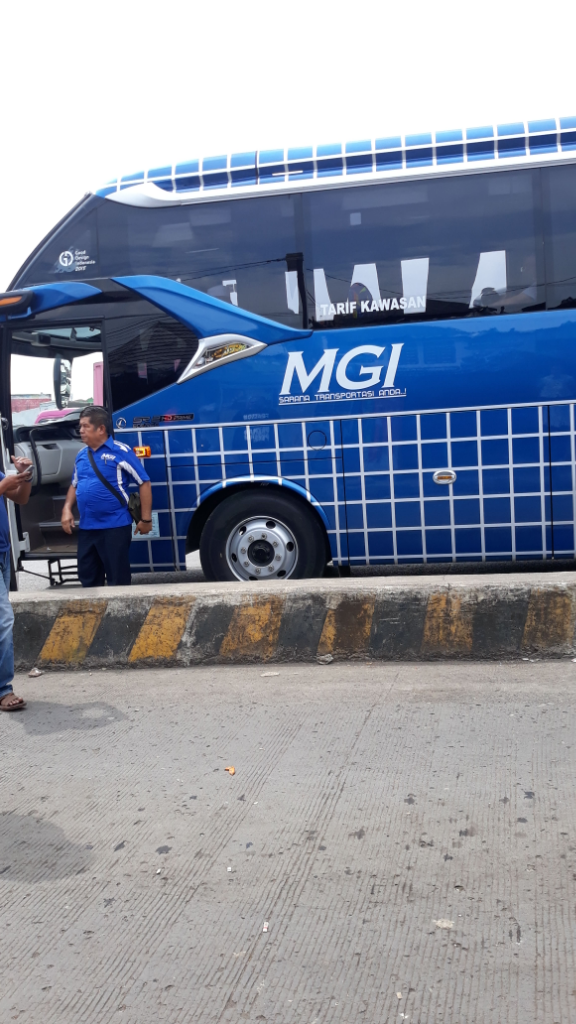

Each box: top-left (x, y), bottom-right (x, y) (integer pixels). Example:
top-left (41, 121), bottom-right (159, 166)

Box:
top-left (0, 697), bottom-right (26, 712)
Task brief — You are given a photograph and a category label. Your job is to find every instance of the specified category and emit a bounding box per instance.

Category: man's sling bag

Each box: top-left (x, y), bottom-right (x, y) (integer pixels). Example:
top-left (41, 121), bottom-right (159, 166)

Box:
top-left (87, 448), bottom-right (141, 524)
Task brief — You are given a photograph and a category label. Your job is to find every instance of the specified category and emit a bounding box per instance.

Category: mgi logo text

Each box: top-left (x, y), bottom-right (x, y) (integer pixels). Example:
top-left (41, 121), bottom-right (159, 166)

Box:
top-left (279, 344), bottom-right (405, 405)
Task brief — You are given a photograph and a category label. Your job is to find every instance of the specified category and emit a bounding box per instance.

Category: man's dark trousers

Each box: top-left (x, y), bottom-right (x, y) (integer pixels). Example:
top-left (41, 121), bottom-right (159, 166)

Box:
top-left (77, 525), bottom-right (133, 587)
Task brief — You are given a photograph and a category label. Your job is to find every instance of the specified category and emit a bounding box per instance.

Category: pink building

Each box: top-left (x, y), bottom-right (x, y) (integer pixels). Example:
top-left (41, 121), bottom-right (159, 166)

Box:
top-left (11, 394), bottom-right (51, 413)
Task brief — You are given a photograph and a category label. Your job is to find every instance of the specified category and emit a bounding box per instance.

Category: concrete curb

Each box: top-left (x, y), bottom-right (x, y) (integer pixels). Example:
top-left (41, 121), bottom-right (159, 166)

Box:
top-left (11, 573), bottom-right (576, 669)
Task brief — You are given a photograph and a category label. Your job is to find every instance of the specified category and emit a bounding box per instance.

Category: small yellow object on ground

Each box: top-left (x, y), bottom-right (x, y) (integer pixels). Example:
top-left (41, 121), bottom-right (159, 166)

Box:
top-left (224, 766), bottom-right (235, 775)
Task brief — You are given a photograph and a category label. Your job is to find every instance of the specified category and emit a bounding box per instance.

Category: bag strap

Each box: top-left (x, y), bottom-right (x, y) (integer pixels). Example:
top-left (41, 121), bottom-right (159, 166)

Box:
top-left (87, 447), bottom-right (127, 508)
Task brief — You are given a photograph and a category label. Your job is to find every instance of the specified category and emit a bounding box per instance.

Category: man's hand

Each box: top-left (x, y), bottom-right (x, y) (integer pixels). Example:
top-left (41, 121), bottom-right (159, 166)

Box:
top-left (11, 455), bottom-right (33, 478)
top-left (61, 505), bottom-right (75, 535)
top-left (134, 520), bottom-right (153, 536)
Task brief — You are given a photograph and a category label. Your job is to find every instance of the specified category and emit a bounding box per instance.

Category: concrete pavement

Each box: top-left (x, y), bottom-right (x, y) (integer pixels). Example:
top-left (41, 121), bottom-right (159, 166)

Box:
top-left (2, 662), bottom-right (576, 1022)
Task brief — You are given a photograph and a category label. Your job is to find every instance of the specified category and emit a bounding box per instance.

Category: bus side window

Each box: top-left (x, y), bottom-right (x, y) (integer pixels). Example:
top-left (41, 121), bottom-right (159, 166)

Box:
top-left (543, 164), bottom-right (576, 311)
top-left (303, 168), bottom-right (544, 327)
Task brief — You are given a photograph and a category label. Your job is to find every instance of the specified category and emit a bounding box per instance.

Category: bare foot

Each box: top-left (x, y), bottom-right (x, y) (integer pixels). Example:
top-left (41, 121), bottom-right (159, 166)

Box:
top-left (0, 693), bottom-right (26, 711)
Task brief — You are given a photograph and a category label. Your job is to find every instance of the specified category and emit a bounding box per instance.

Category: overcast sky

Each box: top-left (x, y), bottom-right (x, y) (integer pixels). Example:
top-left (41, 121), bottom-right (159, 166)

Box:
top-left (2, 0), bottom-right (575, 393)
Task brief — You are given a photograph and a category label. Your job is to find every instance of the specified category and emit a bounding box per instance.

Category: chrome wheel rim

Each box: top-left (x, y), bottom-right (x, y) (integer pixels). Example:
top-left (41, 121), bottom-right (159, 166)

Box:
top-left (225, 516), bottom-right (299, 581)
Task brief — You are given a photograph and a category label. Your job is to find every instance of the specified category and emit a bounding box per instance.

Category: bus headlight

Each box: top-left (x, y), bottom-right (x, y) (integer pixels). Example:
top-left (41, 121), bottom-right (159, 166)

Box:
top-left (177, 333), bottom-right (266, 383)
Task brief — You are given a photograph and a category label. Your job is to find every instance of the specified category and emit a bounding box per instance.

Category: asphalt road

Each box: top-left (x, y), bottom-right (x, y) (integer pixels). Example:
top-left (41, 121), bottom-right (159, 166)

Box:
top-left (2, 662), bottom-right (576, 1023)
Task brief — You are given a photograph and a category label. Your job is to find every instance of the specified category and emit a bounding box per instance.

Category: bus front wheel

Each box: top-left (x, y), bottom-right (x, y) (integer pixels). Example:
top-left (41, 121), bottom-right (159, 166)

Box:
top-left (199, 491), bottom-right (327, 582)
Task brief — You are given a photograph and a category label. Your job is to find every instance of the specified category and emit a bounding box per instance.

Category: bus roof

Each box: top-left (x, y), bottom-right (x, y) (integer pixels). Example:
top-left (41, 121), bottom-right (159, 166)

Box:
top-left (96, 116), bottom-right (576, 207)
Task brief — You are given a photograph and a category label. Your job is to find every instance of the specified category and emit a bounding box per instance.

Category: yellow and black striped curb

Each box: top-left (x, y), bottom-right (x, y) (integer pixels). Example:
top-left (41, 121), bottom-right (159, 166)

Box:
top-left (11, 574), bottom-right (576, 669)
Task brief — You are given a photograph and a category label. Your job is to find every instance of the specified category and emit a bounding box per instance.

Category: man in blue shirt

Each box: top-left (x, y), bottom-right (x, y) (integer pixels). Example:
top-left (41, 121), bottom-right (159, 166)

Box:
top-left (61, 406), bottom-right (153, 587)
top-left (0, 454), bottom-right (33, 711)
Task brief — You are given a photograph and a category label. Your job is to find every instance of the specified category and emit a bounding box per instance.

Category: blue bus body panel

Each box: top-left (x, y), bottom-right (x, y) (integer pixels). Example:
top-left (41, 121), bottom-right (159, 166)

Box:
top-left (114, 308), bottom-right (576, 571)
top-left (29, 282), bottom-right (102, 314)
top-left (115, 310), bottom-right (576, 423)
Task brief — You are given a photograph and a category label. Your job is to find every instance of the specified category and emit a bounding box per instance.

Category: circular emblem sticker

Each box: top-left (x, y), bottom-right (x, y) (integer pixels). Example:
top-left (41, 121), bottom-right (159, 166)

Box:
top-left (59, 250), bottom-right (74, 268)
top-left (115, 417), bottom-right (127, 428)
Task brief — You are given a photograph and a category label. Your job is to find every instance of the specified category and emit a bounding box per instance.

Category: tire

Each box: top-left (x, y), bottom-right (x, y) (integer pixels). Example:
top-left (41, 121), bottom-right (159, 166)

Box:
top-left (199, 490), bottom-right (327, 582)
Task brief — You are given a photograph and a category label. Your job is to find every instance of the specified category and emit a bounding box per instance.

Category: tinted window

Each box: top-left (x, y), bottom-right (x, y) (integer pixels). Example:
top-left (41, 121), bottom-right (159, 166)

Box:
top-left (304, 169), bottom-right (544, 328)
top-left (96, 194), bottom-right (303, 328)
top-left (106, 316), bottom-right (198, 411)
top-left (543, 164), bottom-right (576, 310)
top-left (18, 206), bottom-right (100, 285)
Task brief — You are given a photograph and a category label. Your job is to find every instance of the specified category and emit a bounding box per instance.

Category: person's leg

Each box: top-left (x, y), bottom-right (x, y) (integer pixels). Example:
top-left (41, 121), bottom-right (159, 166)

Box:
top-left (0, 551), bottom-right (15, 699)
top-left (77, 529), bottom-right (106, 588)
top-left (96, 525), bottom-right (133, 586)
top-left (0, 551), bottom-right (24, 709)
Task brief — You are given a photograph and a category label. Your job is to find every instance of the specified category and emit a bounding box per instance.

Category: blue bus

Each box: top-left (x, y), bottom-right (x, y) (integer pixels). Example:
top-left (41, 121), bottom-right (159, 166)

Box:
top-left (2, 116), bottom-right (576, 583)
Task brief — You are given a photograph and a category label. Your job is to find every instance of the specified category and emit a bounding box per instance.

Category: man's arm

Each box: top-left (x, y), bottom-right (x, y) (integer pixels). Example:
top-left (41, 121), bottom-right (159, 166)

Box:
top-left (134, 481), bottom-right (153, 536)
top-left (11, 477), bottom-right (32, 505)
top-left (61, 484), bottom-right (77, 535)
top-left (0, 473), bottom-right (29, 503)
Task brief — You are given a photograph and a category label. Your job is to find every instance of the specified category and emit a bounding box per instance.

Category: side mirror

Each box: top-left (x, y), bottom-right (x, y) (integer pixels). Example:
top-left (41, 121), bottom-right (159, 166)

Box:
top-left (53, 355), bottom-right (72, 409)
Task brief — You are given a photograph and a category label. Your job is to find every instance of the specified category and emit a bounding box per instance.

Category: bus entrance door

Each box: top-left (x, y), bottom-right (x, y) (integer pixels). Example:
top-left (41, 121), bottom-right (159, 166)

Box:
top-left (9, 323), bottom-right (105, 571)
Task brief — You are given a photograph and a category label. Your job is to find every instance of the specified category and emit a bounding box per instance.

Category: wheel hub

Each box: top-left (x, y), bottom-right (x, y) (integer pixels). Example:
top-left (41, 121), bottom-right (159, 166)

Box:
top-left (247, 538), bottom-right (275, 566)
top-left (226, 516), bottom-right (298, 581)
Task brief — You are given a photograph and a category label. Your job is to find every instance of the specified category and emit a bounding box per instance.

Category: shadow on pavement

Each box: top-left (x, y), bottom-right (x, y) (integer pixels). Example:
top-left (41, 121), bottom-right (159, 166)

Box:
top-left (0, 811), bottom-right (95, 881)
top-left (11, 700), bottom-right (127, 737)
